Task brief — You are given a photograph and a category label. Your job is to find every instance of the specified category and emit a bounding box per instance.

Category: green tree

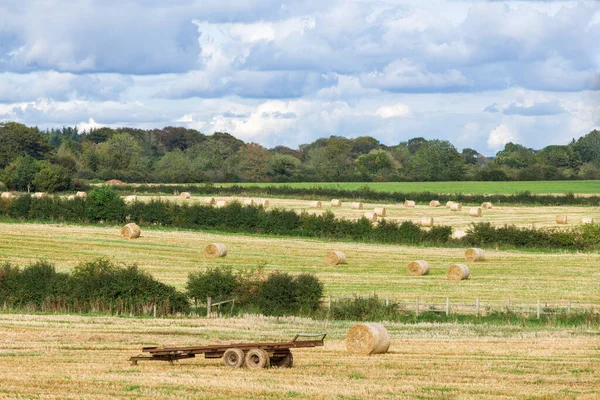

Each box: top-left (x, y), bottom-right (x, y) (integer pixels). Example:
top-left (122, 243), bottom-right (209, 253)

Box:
top-left (1, 155), bottom-right (42, 192)
top-left (0, 122), bottom-right (51, 169)
top-left (99, 133), bottom-right (142, 171)
top-left (355, 150), bottom-right (395, 180)
top-left (493, 143), bottom-right (535, 169)
top-left (409, 140), bottom-right (464, 181)
top-left (86, 186), bottom-right (126, 222)
top-left (235, 143), bottom-right (271, 182)
top-left (33, 163), bottom-right (73, 193)
top-left (154, 150), bottom-right (200, 183)
top-left (268, 153), bottom-right (300, 181)
top-left (571, 130), bottom-right (600, 166)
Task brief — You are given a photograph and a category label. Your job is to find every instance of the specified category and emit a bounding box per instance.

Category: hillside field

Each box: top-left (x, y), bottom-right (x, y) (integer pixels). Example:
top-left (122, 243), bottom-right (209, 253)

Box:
top-left (216, 180), bottom-right (600, 195)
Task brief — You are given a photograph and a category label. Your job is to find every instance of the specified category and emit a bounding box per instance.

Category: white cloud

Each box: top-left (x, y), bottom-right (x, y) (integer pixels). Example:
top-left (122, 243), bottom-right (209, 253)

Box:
top-left (487, 124), bottom-right (519, 149)
top-left (77, 118), bottom-right (103, 132)
top-left (375, 103), bottom-right (412, 119)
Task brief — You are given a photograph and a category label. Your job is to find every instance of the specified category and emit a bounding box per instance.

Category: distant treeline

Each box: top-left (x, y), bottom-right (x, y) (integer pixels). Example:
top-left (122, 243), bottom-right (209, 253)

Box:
top-left (1, 186), bottom-right (599, 251)
top-left (124, 183), bottom-right (600, 206)
top-left (1, 121), bottom-right (600, 194)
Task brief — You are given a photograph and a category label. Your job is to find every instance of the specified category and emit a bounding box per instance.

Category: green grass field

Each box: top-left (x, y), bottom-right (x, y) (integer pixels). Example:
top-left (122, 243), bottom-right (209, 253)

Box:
top-left (217, 180), bottom-right (600, 195)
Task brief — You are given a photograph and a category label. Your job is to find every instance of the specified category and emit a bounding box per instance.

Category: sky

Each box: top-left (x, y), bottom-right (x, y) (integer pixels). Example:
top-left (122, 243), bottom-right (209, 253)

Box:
top-left (0, 0), bottom-right (599, 155)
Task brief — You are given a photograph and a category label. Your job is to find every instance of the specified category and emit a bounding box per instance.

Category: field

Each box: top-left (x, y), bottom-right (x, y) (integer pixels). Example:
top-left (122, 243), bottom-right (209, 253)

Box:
top-left (215, 180), bottom-right (600, 195)
top-left (0, 313), bottom-right (598, 399)
top-left (2, 190), bottom-right (600, 399)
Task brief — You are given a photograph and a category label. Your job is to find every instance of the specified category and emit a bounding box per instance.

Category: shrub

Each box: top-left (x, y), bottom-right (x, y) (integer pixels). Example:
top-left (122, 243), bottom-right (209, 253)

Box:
top-left (186, 267), bottom-right (238, 303)
top-left (294, 273), bottom-right (324, 314)
top-left (330, 295), bottom-right (397, 321)
top-left (86, 186), bottom-right (126, 222)
top-left (33, 163), bottom-right (73, 193)
top-left (257, 272), bottom-right (298, 316)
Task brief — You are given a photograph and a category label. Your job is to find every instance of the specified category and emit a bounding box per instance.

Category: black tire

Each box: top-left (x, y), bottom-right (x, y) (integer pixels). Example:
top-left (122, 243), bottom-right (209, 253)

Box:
top-left (270, 352), bottom-right (293, 368)
top-left (245, 348), bottom-right (269, 369)
top-left (223, 348), bottom-right (245, 368)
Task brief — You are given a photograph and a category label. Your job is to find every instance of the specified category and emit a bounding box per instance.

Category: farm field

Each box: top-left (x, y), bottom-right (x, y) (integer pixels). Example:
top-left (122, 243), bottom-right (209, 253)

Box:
top-left (126, 194), bottom-right (600, 231)
top-left (0, 313), bottom-right (598, 399)
top-left (214, 180), bottom-right (600, 195)
top-left (1, 222), bottom-right (599, 303)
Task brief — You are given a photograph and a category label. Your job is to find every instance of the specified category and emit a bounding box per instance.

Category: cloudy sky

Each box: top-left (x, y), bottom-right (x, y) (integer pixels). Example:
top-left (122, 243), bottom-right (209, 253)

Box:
top-left (0, 0), bottom-right (599, 155)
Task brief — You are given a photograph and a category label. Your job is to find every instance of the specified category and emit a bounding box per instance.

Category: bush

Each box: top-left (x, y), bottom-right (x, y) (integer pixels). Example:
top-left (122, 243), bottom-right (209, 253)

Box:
top-left (33, 163), bottom-right (73, 193)
top-left (86, 186), bottom-right (126, 222)
top-left (330, 295), bottom-right (397, 321)
top-left (257, 272), bottom-right (298, 316)
top-left (186, 267), bottom-right (238, 303)
top-left (294, 273), bottom-right (324, 314)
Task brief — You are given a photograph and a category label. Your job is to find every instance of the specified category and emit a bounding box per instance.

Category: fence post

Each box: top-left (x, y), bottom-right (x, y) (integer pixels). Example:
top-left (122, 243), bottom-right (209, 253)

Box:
top-left (567, 300), bottom-right (571, 314)
top-left (385, 296), bottom-right (389, 306)
top-left (506, 299), bottom-right (510, 312)
top-left (476, 298), bottom-right (480, 317)
top-left (328, 295), bottom-right (332, 311)
top-left (153, 304), bottom-right (157, 318)
top-left (206, 296), bottom-right (212, 318)
top-left (416, 297), bottom-right (419, 318)
top-left (536, 299), bottom-right (541, 319)
top-left (446, 297), bottom-right (450, 316)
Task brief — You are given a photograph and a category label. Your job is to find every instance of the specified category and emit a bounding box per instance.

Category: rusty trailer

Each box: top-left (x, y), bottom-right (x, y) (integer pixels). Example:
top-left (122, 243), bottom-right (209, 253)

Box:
top-left (129, 333), bottom-right (326, 369)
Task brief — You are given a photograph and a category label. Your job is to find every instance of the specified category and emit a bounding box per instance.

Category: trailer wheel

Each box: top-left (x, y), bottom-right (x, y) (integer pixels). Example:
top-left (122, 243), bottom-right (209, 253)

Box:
top-left (223, 348), bottom-right (245, 368)
top-left (245, 348), bottom-right (269, 369)
top-left (270, 352), bottom-right (293, 368)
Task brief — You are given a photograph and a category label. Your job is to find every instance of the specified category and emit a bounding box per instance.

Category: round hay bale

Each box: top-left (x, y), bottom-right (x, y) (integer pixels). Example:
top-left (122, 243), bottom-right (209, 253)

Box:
top-left (446, 201), bottom-right (455, 208)
top-left (464, 248), bottom-right (485, 262)
top-left (420, 217), bottom-right (434, 227)
top-left (556, 215), bottom-right (568, 224)
top-left (76, 191), bottom-right (87, 198)
top-left (325, 250), bottom-right (346, 265)
top-left (120, 223), bottom-right (141, 239)
top-left (429, 200), bottom-right (440, 207)
top-left (447, 263), bottom-right (470, 280)
top-left (1, 192), bottom-right (13, 199)
top-left (204, 243), bottom-right (228, 258)
top-left (203, 197), bottom-right (216, 205)
top-left (180, 192), bottom-right (191, 199)
top-left (364, 211), bottom-right (378, 222)
top-left (66, 195), bottom-right (75, 200)
top-left (481, 202), bottom-right (493, 209)
top-left (407, 260), bottom-right (430, 276)
top-left (310, 201), bottom-right (322, 208)
top-left (452, 229), bottom-right (466, 239)
top-left (450, 203), bottom-right (462, 211)
top-left (351, 202), bottom-right (363, 210)
top-left (216, 200), bottom-right (229, 208)
top-left (582, 217), bottom-right (594, 224)
top-left (125, 195), bottom-right (137, 203)
top-left (346, 323), bottom-right (390, 355)
top-left (373, 207), bottom-right (386, 217)
top-left (469, 207), bottom-right (482, 217)
top-left (105, 179), bottom-right (125, 186)
top-left (243, 199), bottom-right (255, 206)
top-left (404, 200), bottom-right (415, 208)
top-left (258, 199), bottom-right (269, 208)
top-left (33, 192), bottom-right (47, 199)
top-left (331, 199), bottom-right (342, 207)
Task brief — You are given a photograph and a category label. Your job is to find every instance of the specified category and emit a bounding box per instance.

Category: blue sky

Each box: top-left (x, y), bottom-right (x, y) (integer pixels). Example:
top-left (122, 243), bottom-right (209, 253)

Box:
top-left (0, 0), bottom-right (598, 155)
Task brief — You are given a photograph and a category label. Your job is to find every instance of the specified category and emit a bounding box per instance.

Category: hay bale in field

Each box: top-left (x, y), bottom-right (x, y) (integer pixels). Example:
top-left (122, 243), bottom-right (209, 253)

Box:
top-left (450, 203), bottom-right (462, 211)
top-left (447, 263), bottom-right (470, 280)
top-left (464, 248), bottom-right (485, 262)
top-left (203, 197), bottom-right (216, 205)
top-left (310, 201), bottom-right (322, 208)
top-left (33, 192), bottom-right (47, 199)
top-left (1, 192), bottom-right (13, 199)
top-left (120, 223), bottom-right (141, 239)
top-left (429, 200), bottom-right (440, 207)
top-left (325, 250), bottom-right (346, 265)
top-left (204, 243), bottom-right (228, 258)
top-left (351, 202), bottom-right (363, 210)
top-left (373, 207), bottom-right (386, 217)
top-left (452, 229), bottom-right (466, 239)
top-left (481, 202), bottom-right (493, 209)
top-left (125, 195), bottom-right (137, 203)
top-left (404, 200), bottom-right (415, 208)
top-left (66, 195), bottom-right (75, 200)
top-left (582, 217), bottom-right (594, 224)
top-left (216, 200), bottom-right (229, 208)
top-left (105, 179), bottom-right (125, 186)
top-left (258, 199), bottom-right (269, 208)
top-left (556, 215), bottom-right (568, 224)
top-left (180, 192), bottom-right (191, 199)
top-left (243, 199), bottom-right (254, 206)
top-left (407, 260), bottom-right (430, 276)
top-left (446, 201), bottom-right (455, 208)
top-left (364, 211), bottom-right (378, 222)
top-left (346, 323), bottom-right (390, 355)
top-left (331, 199), bottom-right (342, 207)
top-left (469, 207), bottom-right (482, 217)
top-left (76, 191), bottom-right (87, 198)
top-left (420, 217), bottom-right (434, 227)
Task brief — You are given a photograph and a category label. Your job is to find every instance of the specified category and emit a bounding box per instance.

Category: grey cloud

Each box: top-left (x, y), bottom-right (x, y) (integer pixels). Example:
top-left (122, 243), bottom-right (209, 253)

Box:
top-left (261, 111), bottom-right (296, 119)
top-left (503, 100), bottom-right (566, 116)
top-left (484, 103), bottom-right (500, 113)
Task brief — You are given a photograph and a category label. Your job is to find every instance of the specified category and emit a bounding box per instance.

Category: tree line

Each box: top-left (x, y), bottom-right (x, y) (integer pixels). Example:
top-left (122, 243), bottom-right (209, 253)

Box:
top-left (1, 121), bottom-right (599, 192)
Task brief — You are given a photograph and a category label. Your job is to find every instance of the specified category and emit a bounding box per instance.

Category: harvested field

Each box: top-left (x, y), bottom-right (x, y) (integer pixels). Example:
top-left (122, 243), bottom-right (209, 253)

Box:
top-left (0, 222), bottom-right (599, 302)
top-left (0, 313), bottom-right (598, 399)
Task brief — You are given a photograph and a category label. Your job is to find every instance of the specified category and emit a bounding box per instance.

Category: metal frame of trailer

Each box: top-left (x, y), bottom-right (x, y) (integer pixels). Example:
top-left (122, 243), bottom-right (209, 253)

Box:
top-left (129, 333), bottom-right (326, 369)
